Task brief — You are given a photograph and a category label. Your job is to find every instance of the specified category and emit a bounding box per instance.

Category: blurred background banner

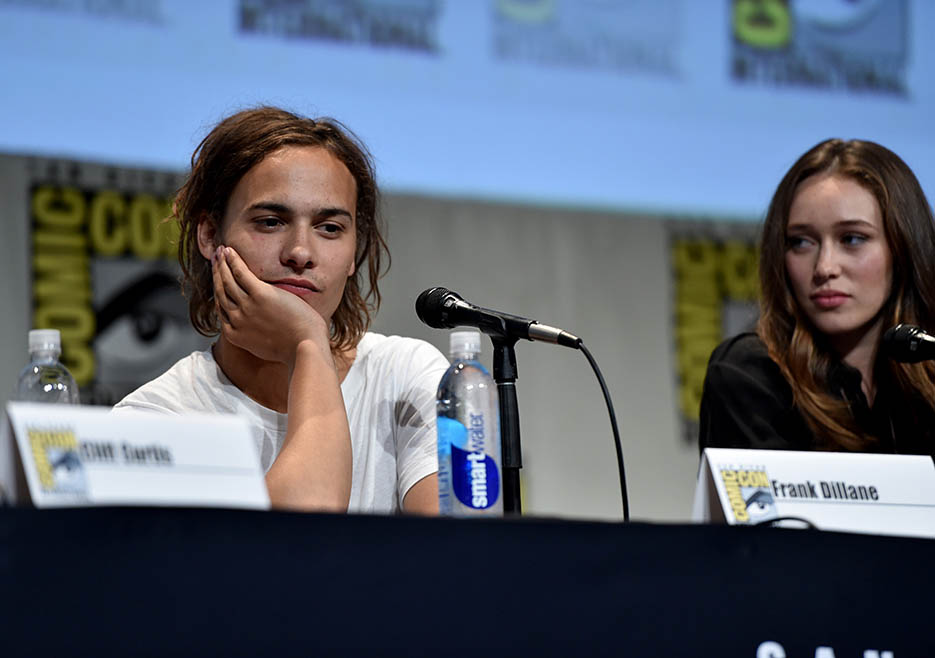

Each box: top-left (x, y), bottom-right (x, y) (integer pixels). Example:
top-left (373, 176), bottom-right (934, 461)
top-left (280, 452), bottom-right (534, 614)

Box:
top-left (239, 0), bottom-right (443, 53)
top-left (492, 0), bottom-right (681, 76)
top-left (669, 223), bottom-right (758, 443)
top-left (732, 0), bottom-right (909, 95)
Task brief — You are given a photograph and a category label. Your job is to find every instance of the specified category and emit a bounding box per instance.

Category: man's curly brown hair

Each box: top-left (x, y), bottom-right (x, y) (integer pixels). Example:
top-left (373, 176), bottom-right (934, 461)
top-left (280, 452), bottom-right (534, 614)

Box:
top-left (174, 106), bottom-right (389, 351)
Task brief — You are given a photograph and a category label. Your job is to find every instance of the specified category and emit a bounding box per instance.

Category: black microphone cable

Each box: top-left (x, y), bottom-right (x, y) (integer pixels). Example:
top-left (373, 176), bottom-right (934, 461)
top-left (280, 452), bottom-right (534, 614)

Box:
top-left (576, 339), bottom-right (629, 522)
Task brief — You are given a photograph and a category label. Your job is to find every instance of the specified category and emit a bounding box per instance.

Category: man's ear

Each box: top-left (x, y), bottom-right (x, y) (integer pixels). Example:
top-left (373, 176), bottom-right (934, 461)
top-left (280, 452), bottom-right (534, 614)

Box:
top-left (196, 216), bottom-right (220, 260)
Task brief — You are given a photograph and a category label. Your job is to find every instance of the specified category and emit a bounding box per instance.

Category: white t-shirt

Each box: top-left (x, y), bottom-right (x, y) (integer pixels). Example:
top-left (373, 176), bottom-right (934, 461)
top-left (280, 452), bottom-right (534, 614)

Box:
top-left (113, 332), bottom-right (449, 513)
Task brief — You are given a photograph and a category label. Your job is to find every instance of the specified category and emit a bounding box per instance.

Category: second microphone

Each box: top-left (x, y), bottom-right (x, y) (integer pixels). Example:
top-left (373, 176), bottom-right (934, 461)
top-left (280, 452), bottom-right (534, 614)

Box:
top-left (415, 287), bottom-right (581, 349)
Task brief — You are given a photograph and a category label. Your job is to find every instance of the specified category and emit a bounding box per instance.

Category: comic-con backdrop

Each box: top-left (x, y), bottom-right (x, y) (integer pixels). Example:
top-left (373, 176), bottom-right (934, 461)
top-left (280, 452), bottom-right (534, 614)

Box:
top-left (25, 157), bottom-right (210, 406)
top-left (670, 226), bottom-right (758, 442)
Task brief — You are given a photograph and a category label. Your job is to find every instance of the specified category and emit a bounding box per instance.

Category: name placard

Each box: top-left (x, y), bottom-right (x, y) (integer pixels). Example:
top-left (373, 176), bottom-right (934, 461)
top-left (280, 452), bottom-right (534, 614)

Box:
top-left (0, 402), bottom-right (269, 510)
top-left (693, 448), bottom-right (935, 539)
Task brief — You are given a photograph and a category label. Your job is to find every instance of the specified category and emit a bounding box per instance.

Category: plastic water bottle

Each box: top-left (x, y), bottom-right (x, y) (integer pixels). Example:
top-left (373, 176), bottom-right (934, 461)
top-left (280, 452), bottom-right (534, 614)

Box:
top-left (16, 329), bottom-right (80, 404)
top-left (436, 330), bottom-right (502, 516)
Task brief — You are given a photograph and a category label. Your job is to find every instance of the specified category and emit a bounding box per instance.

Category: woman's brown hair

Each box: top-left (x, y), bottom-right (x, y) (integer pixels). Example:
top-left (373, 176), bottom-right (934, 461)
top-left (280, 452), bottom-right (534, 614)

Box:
top-left (174, 106), bottom-right (388, 351)
top-left (758, 138), bottom-right (935, 450)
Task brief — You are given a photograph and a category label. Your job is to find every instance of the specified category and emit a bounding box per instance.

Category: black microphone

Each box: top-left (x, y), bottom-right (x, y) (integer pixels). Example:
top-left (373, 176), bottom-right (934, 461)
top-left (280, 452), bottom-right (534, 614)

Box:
top-left (882, 324), bottom-right (935, 363)
top-left (415, 287), bottom-right (581, 349)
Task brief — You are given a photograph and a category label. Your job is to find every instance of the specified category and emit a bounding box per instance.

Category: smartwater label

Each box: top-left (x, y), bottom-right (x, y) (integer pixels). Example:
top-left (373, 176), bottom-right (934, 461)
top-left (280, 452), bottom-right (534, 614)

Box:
top-left (437, 414), bottom-right (500, 510)
top-left (451, 444), bottom-right (500, 509)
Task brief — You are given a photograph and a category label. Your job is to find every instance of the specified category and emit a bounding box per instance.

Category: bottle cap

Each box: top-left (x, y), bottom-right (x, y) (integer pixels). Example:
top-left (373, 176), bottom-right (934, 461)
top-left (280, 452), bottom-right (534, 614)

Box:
top-left (449, 330), bottom-right (482, 357)
top-left (29, 329), bottom-right (62, 354)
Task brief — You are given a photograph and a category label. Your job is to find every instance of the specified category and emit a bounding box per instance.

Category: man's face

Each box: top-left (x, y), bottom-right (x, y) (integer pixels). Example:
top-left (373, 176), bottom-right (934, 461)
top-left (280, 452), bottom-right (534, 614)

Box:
top-left (200, 145), bottom-right (358, 325)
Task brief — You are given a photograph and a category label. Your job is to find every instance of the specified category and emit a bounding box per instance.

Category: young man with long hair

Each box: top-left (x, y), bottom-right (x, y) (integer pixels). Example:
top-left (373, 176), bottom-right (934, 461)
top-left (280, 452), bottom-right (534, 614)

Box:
top-left (115, 107), bottom-right (448, 513)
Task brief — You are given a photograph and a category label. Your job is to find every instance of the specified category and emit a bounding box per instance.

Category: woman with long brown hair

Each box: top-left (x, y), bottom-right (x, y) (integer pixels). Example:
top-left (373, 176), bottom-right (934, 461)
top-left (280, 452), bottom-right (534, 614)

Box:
top-left (699, 138), bottom-right (935, 454)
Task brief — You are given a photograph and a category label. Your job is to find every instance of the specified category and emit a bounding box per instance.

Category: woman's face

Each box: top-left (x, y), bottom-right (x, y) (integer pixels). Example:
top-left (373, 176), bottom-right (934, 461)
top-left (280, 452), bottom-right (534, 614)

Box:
top-left (784, 173), bottom-right (893, 348)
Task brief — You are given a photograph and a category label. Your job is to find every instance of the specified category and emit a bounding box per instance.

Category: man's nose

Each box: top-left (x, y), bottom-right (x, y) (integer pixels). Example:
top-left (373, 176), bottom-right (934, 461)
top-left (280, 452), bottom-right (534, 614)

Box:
top-left (282, 227), bottom-right (315, 270)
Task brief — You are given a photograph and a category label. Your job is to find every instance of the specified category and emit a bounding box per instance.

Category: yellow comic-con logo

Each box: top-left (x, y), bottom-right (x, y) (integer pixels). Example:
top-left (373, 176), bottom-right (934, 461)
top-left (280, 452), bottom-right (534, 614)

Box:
top-left (719, 467), bottom-right (777, 525)
top-left (27, 426), bottom-right (88, 495)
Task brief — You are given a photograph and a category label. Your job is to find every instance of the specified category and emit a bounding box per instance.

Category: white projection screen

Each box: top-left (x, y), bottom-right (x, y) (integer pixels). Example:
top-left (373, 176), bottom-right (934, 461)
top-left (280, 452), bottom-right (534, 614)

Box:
top-left (1, 0), bottom-right (933, 219)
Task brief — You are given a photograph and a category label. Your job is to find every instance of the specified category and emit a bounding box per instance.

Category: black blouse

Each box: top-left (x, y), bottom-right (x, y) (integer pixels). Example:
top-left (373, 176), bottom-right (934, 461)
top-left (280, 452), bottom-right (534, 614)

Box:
top-left (698, 332), bottom-right (935, 456)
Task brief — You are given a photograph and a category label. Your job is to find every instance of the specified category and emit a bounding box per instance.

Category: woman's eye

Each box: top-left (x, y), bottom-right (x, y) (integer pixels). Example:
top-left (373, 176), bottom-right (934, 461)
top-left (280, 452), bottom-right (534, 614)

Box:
top-left (842, 233), bottom-right (868, 246)
top-left (786, 236), bottom-right (811, 250)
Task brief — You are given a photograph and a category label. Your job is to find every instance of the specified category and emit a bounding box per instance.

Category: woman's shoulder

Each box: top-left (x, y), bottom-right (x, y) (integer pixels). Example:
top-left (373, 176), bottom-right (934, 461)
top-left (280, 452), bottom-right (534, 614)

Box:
top-left (709, 332), bottom-right (774, 371)
top-left (700, 332), bottom-right (807, 451)
top-left (704, 332), bottom-right (793, 405)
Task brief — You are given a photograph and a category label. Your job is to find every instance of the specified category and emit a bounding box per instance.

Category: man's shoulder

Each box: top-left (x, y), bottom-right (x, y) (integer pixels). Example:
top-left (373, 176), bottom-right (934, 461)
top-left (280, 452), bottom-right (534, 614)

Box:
top-left (357, 332), bottom-right (447, 366)
top-left (113, 349), bottom-right (217, 414)
top-left (349, 332), bottom-right (449, 395)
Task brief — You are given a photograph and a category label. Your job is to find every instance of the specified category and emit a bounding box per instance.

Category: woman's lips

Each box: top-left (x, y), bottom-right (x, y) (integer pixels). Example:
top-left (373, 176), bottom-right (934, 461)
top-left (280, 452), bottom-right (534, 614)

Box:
top-left (811, 292), bottom-right (849, 309)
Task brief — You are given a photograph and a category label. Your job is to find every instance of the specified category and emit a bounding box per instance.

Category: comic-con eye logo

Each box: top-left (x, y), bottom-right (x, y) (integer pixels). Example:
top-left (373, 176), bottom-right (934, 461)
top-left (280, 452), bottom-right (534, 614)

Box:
top-left (27, 427), bottom-right (88, 495)
top-left (719, 468), bottom-right (778, 524)
top-left (731, 0), bottom-right (908, 96)
top-left (733, 0), bottom-right (791, 50)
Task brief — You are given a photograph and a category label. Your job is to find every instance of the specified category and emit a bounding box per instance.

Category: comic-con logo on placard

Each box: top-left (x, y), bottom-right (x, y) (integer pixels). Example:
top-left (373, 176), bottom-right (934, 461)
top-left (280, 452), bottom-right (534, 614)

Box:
top-left (27, 427), bottom-right (88, 496)
top-left (719, 467), bottom-right (778, 525)
top-left (731, 0), bottom-right (908, 96)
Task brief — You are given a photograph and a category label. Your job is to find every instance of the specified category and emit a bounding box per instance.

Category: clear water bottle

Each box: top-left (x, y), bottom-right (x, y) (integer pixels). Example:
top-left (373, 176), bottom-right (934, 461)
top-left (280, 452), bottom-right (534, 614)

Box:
top-left (16, 329), bottom-right (80, 404)
top-left (436, 330), bottom-right (502, 516)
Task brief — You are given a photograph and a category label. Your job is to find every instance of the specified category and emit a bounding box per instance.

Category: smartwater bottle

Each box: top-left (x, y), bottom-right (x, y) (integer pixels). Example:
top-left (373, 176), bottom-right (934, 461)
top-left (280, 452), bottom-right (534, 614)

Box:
top-left (436, 330), bottom-right (502, 516)
top-left (16, 329), bottom-right (80, 404)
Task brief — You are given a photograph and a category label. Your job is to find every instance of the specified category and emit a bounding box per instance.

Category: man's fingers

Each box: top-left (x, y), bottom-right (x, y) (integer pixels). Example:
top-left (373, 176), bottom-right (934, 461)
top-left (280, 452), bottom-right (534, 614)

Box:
top-left (223, 246), bottom-right (264, 296)
top-left (217, 301), bottom-right (233, 327)
top-left (216, 246), bottom-right (248, 305)
top-left (212, 250), bottom-right (228, 305)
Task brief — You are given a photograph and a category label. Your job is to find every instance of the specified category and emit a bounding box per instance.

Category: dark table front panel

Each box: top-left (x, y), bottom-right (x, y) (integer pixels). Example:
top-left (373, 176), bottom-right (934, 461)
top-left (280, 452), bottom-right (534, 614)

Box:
top-left (0, 507), bottom-right (930, 656)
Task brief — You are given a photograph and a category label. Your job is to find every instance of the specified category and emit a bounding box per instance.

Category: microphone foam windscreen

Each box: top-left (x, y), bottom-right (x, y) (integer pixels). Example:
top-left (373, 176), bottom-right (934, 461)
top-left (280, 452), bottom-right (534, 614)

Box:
top-left (415, 287), bottom-right (455, 329)
top-left (882, 323), bottom-right (930, 363)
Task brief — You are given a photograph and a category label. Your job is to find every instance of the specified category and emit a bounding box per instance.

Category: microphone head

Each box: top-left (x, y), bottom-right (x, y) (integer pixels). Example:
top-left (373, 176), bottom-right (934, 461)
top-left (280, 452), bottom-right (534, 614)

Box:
top-left (882, 323), bottom-right (934, 363)
top-left (415, 287), bottom-right (462, 329)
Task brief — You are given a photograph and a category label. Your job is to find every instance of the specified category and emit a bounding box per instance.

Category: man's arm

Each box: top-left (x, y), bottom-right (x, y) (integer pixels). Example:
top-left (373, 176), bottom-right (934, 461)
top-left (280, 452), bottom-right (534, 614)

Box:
top-left (390, 339), bottom-right (450, 515)
top-left (215, 245), bottom-right (352, 512)
top-left (403, 473), bottom-right (439, 515)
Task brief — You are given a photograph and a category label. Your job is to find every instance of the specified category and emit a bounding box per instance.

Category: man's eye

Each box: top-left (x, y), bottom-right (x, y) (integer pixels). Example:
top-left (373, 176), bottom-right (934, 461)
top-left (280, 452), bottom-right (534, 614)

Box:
top-left (256, 217), bottom-right (281, 228)
top-left (319, 223), bottom-right (342, 234)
